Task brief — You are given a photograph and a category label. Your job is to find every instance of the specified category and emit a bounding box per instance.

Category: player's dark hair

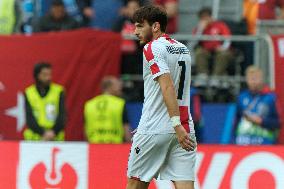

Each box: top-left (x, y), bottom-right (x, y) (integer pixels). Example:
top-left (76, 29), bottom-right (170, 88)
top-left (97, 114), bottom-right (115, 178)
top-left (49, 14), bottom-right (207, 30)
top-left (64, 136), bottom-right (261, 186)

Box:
top-left (198, 7), bottom-right (212, 18)
top-left (33, 62), bottom-right (52, 80)
top-left (133, 5), bottom-right (168, 32)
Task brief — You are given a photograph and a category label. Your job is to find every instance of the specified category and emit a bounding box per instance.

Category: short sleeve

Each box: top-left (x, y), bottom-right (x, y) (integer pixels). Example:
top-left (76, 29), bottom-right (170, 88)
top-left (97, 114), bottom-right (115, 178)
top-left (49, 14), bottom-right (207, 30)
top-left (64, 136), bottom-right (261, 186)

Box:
top-left (143, 41), bottom-right (170, 80)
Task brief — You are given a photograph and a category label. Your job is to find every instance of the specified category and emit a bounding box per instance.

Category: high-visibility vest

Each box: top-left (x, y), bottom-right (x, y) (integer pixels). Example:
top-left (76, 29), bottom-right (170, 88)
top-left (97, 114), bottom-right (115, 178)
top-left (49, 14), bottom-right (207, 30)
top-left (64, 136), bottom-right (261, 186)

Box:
top-left (0, 0), bottom-right (16, 34)
top-left (24, 83), bottom-right (64, 141)
top-left (84, 94), bottom-right (125, 144)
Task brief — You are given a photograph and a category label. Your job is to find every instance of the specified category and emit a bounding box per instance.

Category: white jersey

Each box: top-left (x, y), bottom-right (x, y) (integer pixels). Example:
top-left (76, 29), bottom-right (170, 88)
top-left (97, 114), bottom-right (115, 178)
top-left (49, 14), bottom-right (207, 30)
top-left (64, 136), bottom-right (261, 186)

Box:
top-left (137, 34), bottom-right (195, 134)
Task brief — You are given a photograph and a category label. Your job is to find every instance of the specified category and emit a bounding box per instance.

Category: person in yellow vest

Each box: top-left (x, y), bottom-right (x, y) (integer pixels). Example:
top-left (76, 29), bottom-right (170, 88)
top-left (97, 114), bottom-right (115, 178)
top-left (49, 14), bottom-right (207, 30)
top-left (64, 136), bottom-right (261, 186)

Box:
top-left (84, 76), bottom-right (132, 144)
top-left (0, 0), bottom-right (21, 34)
top-left (24, 62), bottom-right (66, 141)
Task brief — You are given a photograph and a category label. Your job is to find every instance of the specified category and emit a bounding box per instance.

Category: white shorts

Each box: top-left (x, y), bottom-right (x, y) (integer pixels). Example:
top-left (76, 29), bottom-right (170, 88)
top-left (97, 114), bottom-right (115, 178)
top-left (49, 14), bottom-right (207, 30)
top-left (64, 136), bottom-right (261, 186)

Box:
top-left (127, 133), bottom-right (197, 182)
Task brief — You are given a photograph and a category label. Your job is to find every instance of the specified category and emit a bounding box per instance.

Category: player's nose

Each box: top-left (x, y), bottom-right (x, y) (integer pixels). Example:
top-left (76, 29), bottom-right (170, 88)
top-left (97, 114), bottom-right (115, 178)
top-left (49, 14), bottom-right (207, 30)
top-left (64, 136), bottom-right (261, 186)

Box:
top-left (134, 30), bottom-right (138, 36)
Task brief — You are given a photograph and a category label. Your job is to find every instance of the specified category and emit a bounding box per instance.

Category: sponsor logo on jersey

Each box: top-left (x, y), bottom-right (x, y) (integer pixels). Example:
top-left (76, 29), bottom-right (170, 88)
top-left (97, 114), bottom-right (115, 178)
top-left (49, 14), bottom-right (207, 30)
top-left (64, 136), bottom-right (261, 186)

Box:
top-left (166, 46), bottom-right (189, 54)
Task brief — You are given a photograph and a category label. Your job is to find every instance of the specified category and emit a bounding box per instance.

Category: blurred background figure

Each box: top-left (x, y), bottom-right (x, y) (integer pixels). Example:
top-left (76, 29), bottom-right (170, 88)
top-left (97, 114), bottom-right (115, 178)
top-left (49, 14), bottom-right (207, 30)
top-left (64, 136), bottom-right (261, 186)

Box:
top-left (34, 0), bottom-right (79, 32)
top-left (113, 0), bottom-right (143, 75)
top-left (193, 7), bottom-right (233, 88)
top-left (243, 0), bottom-right (259, 35)
top-left (150, 0), bottom-right (178, 34)
top-left (258, 0), bottom-right (284, 20)
top-left (113, 0), bottom-right (140, 34)
top-left (40, 0), bottom-right (93, 26)
top-left (243, 0), bottom-right (284, 35)
top-left (234, 66), bottom-right (281, 145)
top-left (20, 0), bottom-right (41, 34)
top-left (24, 62), bottom-right (66, 141)
top-left (78, 0), bottom-right (94, 26)
top-left (84, 76), bottom-right (132, 144)
top-left (89, 0), bottom-right (124, 30)
top-left (0, 0), bottom-right (21, 34)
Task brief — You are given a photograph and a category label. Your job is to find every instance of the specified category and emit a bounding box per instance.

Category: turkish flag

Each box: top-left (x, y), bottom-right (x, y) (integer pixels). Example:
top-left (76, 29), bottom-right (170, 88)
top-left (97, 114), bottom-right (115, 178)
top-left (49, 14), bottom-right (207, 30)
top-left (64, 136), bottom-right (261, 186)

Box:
top-left (0, 29), bottom-right (121, 140)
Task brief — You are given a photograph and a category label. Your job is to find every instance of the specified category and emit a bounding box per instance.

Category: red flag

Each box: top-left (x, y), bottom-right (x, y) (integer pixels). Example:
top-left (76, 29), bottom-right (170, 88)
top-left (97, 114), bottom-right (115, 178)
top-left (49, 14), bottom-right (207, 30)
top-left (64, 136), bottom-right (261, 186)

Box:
top-left (0, 29), bottom-right (122, 140)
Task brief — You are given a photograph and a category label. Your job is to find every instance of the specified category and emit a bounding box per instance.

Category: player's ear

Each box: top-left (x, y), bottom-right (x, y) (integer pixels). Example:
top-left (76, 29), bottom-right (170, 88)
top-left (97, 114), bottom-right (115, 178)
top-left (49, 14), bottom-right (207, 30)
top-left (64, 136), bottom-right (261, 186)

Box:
top-left (152, 22), bottom-right (160, 32)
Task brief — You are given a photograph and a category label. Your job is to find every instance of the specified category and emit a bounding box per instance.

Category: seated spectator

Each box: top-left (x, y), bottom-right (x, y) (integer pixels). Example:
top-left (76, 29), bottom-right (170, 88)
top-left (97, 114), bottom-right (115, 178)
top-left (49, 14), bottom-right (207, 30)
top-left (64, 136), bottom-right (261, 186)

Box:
top-left (113, 0), bottom-right (143, 74)
top-left (34, 0), bottom-right (79, 32)
top-left (0, 0), bottom-right (21, 34)
top-left (152, 0), bottom-right (178, 34)
top-left (193, 8), bottom-right (233, 87)
top-left (234, 66), bottom-right (281, 145)
top-left (40, 0), bottom-right (93, 27)
top-left (243, 0), bottom-right (284, 35)
top-left (113, 0), bottom-right (140, 52)
top-left (21, 0), bottom-right (41, 34)
top-left (84, 76), bottom-right (132, 144)
top-left (24, 62), bottom-right (66, 141)
top-left (259, 0), bottom-right (284, 20)
top-left (79, 0), bottom-right (94, 26)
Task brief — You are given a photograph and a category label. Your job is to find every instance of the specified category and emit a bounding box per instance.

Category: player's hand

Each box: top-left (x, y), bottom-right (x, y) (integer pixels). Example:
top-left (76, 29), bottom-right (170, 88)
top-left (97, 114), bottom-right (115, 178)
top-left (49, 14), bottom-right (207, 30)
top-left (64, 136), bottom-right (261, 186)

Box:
top-left (83, 7), bottom-right (94, 18)
top-left (174, 125), bottom-right (195, 151)
top-left (42, 130), bottom-right (55, 141)
top-left (245, 114), bottom-right (262, 125)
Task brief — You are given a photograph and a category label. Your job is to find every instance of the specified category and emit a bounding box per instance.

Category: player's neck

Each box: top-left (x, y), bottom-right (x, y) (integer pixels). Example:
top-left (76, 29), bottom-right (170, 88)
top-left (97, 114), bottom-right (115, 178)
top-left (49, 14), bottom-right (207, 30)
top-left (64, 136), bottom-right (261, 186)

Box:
top-left (152, 32), bottom-right (165, 40)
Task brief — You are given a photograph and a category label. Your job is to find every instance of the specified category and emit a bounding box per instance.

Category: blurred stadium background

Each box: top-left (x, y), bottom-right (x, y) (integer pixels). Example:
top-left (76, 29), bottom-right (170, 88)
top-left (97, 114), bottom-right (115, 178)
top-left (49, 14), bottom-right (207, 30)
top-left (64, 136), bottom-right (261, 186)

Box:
top-left (0, 0), bottom-right (284, 188)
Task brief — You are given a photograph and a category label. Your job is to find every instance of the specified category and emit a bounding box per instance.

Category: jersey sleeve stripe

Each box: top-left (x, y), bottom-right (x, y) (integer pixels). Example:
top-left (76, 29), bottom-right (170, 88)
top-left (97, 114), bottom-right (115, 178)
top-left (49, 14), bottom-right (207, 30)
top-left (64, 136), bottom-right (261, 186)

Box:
top-left (143, 41), bottom-right (154, 62)
top-left (179, 106), bottom-right (190, 133)
top-left (150, 63), bottom-right (160, 75)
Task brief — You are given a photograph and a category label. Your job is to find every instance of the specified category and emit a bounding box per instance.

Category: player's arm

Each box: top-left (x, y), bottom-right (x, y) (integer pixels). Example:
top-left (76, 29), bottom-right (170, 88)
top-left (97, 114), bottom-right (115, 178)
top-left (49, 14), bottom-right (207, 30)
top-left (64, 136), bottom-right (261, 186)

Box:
top-left (157, 74), bottom-right (195, 151)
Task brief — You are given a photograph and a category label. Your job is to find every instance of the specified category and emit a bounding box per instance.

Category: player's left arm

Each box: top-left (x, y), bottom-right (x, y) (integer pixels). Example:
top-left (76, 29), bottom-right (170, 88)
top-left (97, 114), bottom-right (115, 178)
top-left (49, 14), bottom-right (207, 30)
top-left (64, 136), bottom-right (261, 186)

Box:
top-left (157, 74), bottom-right (195, 151)
top-left (157, 74), bottom-right (179, 117)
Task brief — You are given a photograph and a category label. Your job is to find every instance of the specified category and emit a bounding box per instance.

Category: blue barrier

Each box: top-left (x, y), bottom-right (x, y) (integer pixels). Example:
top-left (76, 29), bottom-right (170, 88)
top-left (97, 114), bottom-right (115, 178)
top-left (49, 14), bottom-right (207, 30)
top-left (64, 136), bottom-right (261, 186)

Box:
top-left (126, 103), bottom-right (235, 144)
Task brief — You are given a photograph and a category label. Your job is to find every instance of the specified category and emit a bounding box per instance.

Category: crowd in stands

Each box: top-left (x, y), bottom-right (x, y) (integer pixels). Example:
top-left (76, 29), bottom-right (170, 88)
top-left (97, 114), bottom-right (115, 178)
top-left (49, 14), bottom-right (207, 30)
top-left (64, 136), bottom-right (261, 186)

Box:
top-left (1, 0), bottom-right (282, 144)
top-left (1, 0), bottom-right (283, 34)
top-left (0, 0), bottom-right (178, 34)
top-left (24, 63), bottom-right (281, 145)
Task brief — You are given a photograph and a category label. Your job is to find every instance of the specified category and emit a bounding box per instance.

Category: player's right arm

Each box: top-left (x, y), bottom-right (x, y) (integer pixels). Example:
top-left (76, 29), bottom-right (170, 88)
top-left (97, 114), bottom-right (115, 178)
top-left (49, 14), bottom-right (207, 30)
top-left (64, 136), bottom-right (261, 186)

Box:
top-left (157, 73), bottom-right (195, 151)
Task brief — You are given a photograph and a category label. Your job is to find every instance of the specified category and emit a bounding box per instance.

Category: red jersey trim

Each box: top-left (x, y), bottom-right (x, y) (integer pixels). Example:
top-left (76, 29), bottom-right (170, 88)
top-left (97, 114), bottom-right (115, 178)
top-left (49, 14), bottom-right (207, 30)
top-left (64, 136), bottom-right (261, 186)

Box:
top-left (150, 63), bottom-right (160, 75)
top-left (162, 34), bottom-right (177, 44)
top-left (143, 41), bottom-right (154, 62)
top-left (179, 106), bottom-right (190, 133)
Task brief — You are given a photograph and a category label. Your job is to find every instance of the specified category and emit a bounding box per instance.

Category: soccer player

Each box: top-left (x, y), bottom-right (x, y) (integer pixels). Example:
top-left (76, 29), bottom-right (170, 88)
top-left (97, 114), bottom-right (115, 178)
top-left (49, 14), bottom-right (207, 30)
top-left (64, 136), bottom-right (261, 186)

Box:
top-left (126, 5), bottom-right (197, 189)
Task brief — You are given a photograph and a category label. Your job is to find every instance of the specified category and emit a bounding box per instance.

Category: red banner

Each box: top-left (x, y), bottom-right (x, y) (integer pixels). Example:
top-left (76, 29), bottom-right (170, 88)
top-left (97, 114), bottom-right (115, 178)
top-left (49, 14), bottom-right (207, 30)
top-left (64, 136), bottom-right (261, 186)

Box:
top-left (0, 143), bottom-right (282, 189)
top-left (271, 35), bottom-right (284, 144)
top-left (89, 145), bottom-right (284, 189)
top-left (0, 142), bottom-right (18, 188)
top-left (0, 29), bottom-right (122, 140)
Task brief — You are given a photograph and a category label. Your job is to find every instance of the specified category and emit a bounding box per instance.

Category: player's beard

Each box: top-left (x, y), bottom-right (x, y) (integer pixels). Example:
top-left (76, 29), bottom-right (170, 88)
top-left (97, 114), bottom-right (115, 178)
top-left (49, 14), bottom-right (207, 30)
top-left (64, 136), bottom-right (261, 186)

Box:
top-left (140, 29), bottom-right (153, 46)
